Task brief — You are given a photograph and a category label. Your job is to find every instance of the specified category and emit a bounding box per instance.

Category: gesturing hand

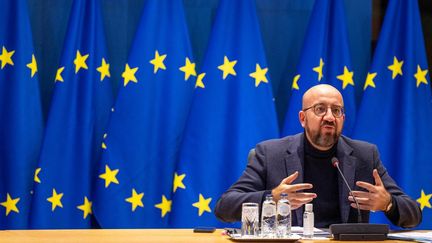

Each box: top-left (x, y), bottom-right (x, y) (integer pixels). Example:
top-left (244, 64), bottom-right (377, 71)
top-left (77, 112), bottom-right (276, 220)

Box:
top-left (271, 171), bottom-right (317, 210)
top-left (349, 169), bottom-right (392, 212)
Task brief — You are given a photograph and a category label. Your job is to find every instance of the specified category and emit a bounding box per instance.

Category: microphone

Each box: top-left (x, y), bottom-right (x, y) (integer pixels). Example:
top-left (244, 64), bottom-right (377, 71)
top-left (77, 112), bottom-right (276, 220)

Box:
top-left (331, 157), bottom-right (362, 223)
top-left (329, 157), bottom-right (388, 241)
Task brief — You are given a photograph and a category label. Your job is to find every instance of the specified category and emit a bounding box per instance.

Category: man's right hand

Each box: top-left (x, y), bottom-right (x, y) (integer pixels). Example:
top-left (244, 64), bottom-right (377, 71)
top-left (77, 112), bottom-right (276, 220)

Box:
top-left (271, 171), bottom-right (317, 209)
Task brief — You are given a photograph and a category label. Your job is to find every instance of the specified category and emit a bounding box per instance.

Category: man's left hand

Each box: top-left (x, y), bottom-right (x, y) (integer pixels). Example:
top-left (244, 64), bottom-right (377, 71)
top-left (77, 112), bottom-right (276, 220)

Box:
top-left (348, 169), bottom-right (392, 212)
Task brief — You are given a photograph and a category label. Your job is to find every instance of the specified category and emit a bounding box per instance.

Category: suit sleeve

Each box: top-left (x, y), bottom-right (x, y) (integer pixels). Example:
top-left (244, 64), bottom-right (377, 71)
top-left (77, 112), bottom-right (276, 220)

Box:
top-left (373, 145), bottom-right (422, 228)
top-left (214, 143), bottom-right (270, 222)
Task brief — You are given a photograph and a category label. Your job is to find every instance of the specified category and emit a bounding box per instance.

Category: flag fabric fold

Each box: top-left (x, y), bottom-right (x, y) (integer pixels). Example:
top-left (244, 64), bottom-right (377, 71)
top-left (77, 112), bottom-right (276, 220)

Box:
top-left (170, 0), bottom-right (279, 228)
top-left (282, 0), bottom-right (356, 136)
top-left (0, 0), bottom-right (44, 229)
top-left (353, 0), bottom-right (432, 229)
top-left (29, 0), bottom-right (113, 228)
top-left (92, 0), bottom-right (195, 228)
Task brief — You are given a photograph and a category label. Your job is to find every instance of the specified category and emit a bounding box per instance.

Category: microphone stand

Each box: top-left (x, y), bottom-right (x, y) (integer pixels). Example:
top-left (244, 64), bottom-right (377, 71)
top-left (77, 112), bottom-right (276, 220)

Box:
top-left (333, 160), bottom-right (362, 223)
top-left (329, 157), bottom-right (389, 241)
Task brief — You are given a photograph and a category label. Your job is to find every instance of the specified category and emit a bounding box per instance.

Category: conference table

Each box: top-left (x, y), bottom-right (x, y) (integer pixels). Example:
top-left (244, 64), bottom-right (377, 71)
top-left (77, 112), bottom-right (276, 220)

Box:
top-left (0, 229), bottom-right (417, 242)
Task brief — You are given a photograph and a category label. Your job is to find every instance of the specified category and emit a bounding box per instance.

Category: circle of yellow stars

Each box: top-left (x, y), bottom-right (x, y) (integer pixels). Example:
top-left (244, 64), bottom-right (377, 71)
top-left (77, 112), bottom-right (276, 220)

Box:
top-left (119, 51), bottom-right (271, 90)
top-left (291, 56), bottom-right (429, 91)
top-left (0, 46), bottom-right (111, 220)
top-left (52, 50), bottom-right (111, 83)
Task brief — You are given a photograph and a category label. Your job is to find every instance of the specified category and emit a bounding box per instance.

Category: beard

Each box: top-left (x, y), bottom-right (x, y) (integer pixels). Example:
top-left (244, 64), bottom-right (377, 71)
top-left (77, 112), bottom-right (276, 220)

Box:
top-left (305, 121), bottom-right (340, 148)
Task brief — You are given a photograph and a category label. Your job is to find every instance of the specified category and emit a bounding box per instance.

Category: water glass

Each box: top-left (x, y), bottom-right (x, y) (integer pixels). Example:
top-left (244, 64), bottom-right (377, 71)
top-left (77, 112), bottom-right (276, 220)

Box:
top-left (241, 202), bottom-right (259, 237)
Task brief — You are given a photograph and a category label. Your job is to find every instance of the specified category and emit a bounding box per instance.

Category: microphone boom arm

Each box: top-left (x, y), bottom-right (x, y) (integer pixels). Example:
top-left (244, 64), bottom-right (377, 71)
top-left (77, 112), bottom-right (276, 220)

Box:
top-left (332, 158), bottom-right (362, 223)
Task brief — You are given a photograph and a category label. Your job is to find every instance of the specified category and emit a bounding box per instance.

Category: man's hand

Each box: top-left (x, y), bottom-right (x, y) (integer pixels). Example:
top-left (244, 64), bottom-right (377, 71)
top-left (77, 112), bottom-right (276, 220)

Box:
top-left (349, 169), bottom-right (392, 212)
top-left (271, 171), bottom-right (317, 210)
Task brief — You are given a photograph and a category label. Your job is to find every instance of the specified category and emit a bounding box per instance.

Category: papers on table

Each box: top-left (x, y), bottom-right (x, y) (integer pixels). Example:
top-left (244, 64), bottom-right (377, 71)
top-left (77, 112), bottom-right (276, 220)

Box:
top-left (388, 231), bottom-right (432, 243)
top-left (291, 226), bottom-right (330, 236)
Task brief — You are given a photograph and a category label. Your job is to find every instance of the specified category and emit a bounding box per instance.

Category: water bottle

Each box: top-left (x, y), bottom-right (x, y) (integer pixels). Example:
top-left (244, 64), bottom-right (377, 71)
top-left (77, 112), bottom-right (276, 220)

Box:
top-left (261, 194), bottom-right (276, 238)
top-left (276, 193), bottom-right (291, 238)
top-left (303, 203), bottom-right (314, 238)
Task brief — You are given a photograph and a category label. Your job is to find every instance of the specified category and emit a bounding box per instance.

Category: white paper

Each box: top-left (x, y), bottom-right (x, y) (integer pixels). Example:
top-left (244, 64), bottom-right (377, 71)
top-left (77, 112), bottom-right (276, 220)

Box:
top-left (388, 231), bottom-right (432, 242)
top-left (291, 226), bottom-right (328, 235)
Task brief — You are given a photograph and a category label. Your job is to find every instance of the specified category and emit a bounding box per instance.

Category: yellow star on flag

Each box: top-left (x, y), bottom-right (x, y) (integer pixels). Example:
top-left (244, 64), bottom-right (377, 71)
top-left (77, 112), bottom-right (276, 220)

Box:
top-left (417, 190), bottom-right (432, 210)
top-left (414, 65), bottom-right (428, 87)
top-left (73, 50), bottom-right (89, 73)
top-left (34, 167), bottom-right (41, 183)
top-left (249, 64), bottom-right (268, 87)
top-left (155, 195), bottom-right (172, 218)
top-left (313, 58), bottom-right (324, 81)
top-left (77, 196), bottom-right (92, 219)
top-left (125, 189), bottom-right (144, 212)
top-left (150, 50), bottom-right (167, 74)
top-left (101, 133), bottom-right (107, 149)
top-left (99, 165), bottom-right (119, 188)
top-left (0, 46), bottom-right (15, 69)
top-left (195, 73), bottom-right (206, 89)
top-left (292, 74), bottom-right (300, 90)
top-left (179, 57), bottom-right (196, 81)
top-left (47, 189), bottom-right (63, 211)
top-left (192, 193), bottom-right (212, 216)
top-left (0, 193), bottom-right (20, 216)
top-left (173, 172), bottom-right (186, 192)
top-left (336, 66), bottom-right (354, 89)
top-left (96, 58), bottom-right (110, 81)
top-left (122, 64), bottom-right (138, 87)
top-left (363, 72), bottom-right (377, 90)
top-left (218, 56), bottom-right (237, 80)
top-left (55, 67), bottom-right (65, 82)
top-left (27, 54), bottom-right (38, 78)
top-left (387, 56), bottom-right (403, 79)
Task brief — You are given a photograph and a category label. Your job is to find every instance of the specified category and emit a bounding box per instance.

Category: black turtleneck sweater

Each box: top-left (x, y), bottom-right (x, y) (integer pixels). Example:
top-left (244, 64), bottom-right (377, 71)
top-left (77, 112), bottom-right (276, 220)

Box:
top-left (303, 136), bottom-right (341, 228)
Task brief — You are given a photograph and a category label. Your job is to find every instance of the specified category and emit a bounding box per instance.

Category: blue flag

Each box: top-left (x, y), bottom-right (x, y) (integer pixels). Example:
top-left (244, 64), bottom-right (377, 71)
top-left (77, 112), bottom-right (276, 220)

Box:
top-left (29, 0), bottom-right (113, 228)
top-left (170, 0), bottom-right (279, 228)
top-left (0, 0), bottom-right (43, 229)
top-left (92, 0), bottom-right (195, 228)
top-left (353, 0), bottom-right (432, 229)
top-left (282, 0), bottom-right (356, 136)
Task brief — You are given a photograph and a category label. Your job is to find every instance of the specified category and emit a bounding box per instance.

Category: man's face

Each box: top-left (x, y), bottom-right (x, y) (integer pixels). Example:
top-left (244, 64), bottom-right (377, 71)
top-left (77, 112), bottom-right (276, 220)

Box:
top-left (299, 89), bottom-right (345, 150)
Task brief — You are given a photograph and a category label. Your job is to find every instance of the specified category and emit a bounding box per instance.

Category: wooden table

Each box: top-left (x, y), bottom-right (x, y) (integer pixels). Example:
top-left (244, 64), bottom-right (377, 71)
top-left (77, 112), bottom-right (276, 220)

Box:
top-left (0, 229), bottom-right (411, 243)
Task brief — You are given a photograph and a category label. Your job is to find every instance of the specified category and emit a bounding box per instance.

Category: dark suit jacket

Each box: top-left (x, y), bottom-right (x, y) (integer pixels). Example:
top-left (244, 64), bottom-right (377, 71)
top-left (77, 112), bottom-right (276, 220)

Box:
top-left (215, 133), bottom-right (421, 228)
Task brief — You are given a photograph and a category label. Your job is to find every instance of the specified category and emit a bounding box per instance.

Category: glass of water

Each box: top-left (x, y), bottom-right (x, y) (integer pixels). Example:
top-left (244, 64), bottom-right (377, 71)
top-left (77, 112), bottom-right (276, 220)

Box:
top-left (241, 202), bottom-right (259, 237)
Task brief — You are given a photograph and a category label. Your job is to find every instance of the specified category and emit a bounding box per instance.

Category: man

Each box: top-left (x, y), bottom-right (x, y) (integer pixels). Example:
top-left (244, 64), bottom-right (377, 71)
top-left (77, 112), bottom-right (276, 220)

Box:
top-left (215, 84), bottom-right (421, 228)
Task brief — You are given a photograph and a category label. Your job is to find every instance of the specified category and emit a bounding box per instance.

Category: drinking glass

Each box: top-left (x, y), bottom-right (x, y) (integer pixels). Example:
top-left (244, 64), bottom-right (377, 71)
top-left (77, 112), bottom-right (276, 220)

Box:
top-left (241, 202), bottom-right (259, 237)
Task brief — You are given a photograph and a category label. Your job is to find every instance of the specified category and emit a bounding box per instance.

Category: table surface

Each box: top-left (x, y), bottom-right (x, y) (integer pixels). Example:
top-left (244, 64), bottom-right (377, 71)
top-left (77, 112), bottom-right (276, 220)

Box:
top-left (0, 229), bottom-right (417, 243)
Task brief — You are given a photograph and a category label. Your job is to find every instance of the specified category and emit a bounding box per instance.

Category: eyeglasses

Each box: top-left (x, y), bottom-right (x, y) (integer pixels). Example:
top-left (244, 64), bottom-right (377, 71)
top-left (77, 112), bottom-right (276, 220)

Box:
top-left (303, 103), bottom-right (345, 118)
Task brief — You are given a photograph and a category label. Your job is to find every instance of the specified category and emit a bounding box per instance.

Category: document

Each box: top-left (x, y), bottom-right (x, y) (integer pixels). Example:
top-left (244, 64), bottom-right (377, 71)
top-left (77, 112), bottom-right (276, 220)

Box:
top-left (291, 226), bottom-right (329, 236)
top-left (388, 231), bottom-right (432, 243)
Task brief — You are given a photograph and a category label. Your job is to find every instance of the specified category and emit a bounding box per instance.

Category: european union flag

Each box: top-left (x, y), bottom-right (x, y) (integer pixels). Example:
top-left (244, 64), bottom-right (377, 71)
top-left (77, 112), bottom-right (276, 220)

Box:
top-left (170, 0), bottom-right (279, 228)
top-left (29, 0), bottom-right (113, 228)
top-left (282, 0), bottom-right (356, 136)
top-left (353, 0), bottom-right (432, 229)
top-left (0, 0), bottom-right (43, 229)
top-left (92, 0), bottom-right (195, 228)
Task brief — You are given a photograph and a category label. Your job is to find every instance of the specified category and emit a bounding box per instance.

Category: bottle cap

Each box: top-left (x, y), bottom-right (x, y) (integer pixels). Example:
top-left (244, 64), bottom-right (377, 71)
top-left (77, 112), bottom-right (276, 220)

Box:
top-left (305, 203), bottom-right (313, 212)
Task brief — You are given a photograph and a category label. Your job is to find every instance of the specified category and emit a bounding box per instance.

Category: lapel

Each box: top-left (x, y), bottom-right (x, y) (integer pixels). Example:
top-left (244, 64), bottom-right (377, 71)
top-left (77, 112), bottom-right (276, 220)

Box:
top-left (284, 133), bottom-right (305, 225)
top-left (336, 136), bottom-right (355, 223)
